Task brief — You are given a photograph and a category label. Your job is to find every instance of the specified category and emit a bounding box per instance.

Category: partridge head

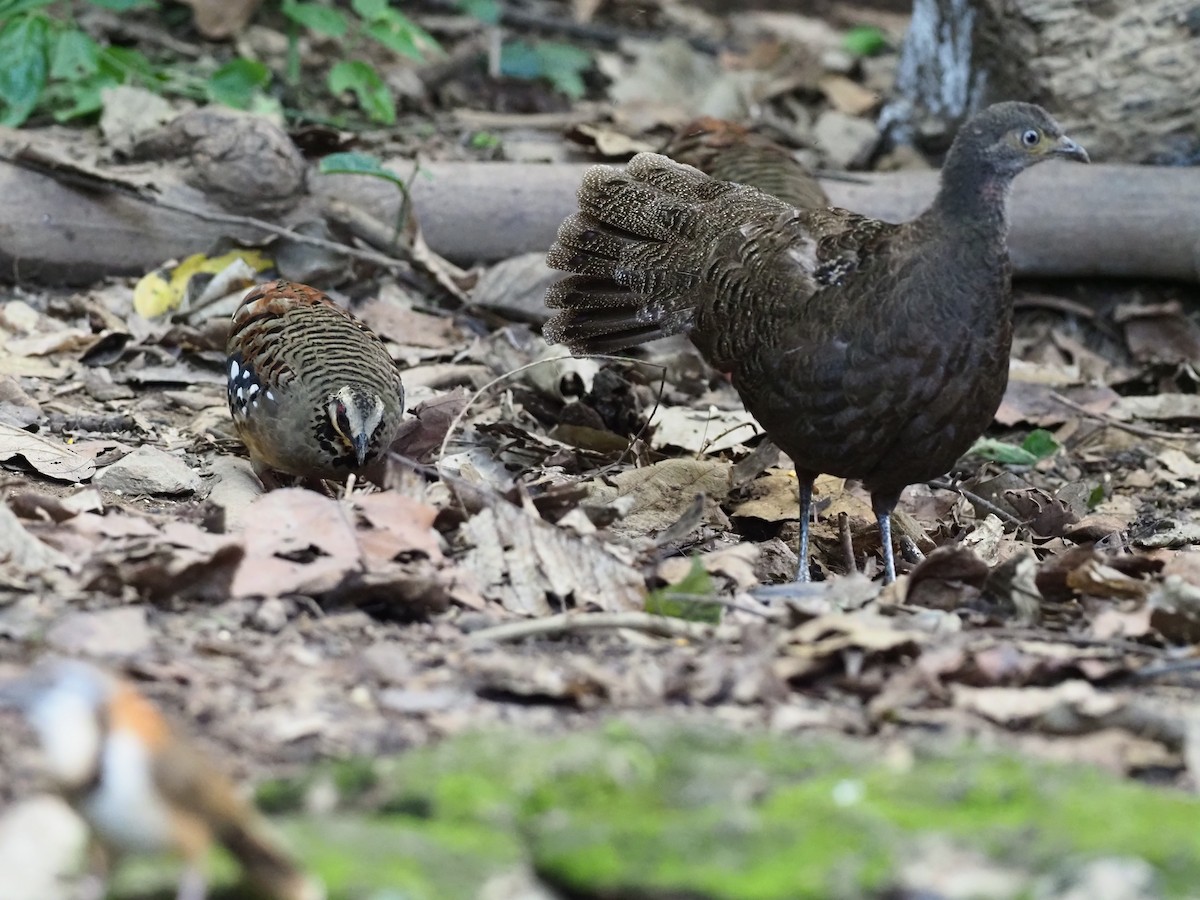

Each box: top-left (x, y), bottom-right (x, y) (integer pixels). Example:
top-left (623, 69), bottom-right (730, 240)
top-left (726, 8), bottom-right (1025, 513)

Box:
top-left (545, 102), bottom-right (1088, 583)
top-left (227, 280), bottom-right (405, 486)
top-left (0, 659), bottom-right (321, 900)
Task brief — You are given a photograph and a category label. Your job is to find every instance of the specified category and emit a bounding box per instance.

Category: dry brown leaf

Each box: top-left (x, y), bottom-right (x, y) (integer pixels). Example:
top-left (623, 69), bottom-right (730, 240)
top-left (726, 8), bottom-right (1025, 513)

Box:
top-left (1147, 575), bottom-right (1200, 644)
top-left (463, 649), bottom-right (612, 706)
top-left (1156, 448), bottom-right (1200, 481)
top-left (565, 123), bottom-right (658, 157)
top-left (178, 0), bottom-right (263, 40)
top-left (389, 388), bottom-right (470, 462)
top-left (0, 422), bottom-right (97, 483)
top-left (994, 381), bottom-right (1119, 427)
top-left (587, 458), bottom-right (732, 538)
top-left (45, 607), bottom-right (151, 658)
top-left (905, 546), bottom-right (987, 611)
top-left (1001, 486), bottom-right (1080, 538)
top-left (0, 502), bottom-right (73, 574)
top-left (80, 519), bottom-right (242, 605)
top-left (461, 500), bottom-right (644, 614)
top-left (818, 74), bottom-right (880, 115)
top-left (353, 492), bottom-right (443, 566)
top-left (1108, 394), bottom-right (1200, 422)
top-left (650, 405), bottom-right (761, 455)
top-left (231, 489), bottom-right (450, 617)
top-left (1115, 300), bottom-right (1200, 366)
top-left (470, 252), bottom-right (562, 323)
top-left (731, 469), bottom-right (801, 523)
top-left (1066, 557), bottom-right (1154, 601)
top-left (782, 612), bottom-right (926, 662)
top-left (655, 542), bottom-right (760, 592)
top-left (6, 328), bottom-right (97, 357)
top-left (357, 296), bottom-right (466, 352)
top-left (952, 680), bottom-right (1124, 728)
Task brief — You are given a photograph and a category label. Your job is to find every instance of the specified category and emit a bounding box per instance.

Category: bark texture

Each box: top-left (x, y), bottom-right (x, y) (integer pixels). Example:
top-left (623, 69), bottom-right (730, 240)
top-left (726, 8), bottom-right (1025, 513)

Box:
top-left (888, 0), bottom-right (1200, 164)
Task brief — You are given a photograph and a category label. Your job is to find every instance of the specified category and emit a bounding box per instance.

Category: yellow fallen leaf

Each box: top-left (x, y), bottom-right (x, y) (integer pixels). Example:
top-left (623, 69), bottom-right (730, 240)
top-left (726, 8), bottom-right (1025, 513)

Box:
top-left (133, 250), bottom-right (273, 318)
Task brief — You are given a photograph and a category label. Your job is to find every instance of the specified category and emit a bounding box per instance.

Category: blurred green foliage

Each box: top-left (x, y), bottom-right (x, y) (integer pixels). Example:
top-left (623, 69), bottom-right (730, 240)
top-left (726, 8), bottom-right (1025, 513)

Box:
top-left (0, 0), bottom-right (590, 129)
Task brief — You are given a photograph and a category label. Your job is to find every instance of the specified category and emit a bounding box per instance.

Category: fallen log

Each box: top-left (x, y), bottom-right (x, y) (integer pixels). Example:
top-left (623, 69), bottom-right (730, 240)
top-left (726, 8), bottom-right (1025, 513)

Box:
top-left (0, 157), bottom-right (1197, 285)
top-left (341, 161), bottom-right (1200, 283)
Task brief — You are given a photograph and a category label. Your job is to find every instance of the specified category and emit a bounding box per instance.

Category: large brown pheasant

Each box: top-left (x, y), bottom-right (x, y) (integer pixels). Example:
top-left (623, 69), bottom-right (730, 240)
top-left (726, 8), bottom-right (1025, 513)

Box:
top-left (544, 103), bottom-right (1088, 583)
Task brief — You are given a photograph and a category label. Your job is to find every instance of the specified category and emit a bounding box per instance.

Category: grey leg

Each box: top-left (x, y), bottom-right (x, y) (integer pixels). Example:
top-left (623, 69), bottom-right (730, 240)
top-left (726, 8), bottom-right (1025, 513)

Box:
top-left (796, 476), bottom-right (814, 582)
top-left (871, 491), bottom-right (900, 584)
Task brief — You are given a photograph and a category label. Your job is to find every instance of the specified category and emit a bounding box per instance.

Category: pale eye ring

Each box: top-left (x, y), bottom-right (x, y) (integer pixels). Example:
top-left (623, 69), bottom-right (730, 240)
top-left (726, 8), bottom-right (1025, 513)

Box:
top-left (1021, 129), bottom-right (1040, 147)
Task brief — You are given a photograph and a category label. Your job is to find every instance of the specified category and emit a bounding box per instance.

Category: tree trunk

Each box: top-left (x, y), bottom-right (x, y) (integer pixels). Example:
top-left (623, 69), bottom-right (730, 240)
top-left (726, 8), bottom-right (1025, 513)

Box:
top-left (886, 0), bottom-right (1200, 164)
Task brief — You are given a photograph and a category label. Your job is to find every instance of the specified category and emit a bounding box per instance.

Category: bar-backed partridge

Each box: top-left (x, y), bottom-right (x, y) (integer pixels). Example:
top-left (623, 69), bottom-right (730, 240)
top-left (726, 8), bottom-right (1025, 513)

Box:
top-left (544, 102), bottom-right (1088, 583)
top-left (227, 280), bottom-right (405, 485)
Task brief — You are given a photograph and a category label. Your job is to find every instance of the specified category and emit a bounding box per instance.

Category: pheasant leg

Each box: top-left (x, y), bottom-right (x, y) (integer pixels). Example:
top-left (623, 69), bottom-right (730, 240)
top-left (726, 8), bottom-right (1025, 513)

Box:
top-left (795, 476), bottom-right (815, 582)
top-left (872, 492), bottom-right (899, 584)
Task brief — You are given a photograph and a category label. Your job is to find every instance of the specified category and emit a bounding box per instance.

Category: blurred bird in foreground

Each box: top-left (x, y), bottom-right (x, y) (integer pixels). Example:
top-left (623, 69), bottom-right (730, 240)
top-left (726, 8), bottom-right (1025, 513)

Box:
top-left (0, 659), bottom-right (322, 900)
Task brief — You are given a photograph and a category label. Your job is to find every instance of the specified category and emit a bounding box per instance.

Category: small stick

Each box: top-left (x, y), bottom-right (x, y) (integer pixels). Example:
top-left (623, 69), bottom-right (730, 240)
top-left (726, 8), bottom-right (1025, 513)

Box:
top-left (899, 535), bottom-right (925, 566)
top-left (926, 479), bottom-right (1024, 528)
top-left (1049, 391), bottom-right (1191, 441)
top-left (838, 511), bottom-right (857, 574)
top-left (466, 611), bottom-right (733, 644)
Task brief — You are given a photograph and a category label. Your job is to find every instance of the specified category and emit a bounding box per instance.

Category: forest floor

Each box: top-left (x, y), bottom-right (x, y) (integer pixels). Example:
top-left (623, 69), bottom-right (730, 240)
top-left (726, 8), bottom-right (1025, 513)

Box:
top-left (0, 1), bottom-right (1198, 898)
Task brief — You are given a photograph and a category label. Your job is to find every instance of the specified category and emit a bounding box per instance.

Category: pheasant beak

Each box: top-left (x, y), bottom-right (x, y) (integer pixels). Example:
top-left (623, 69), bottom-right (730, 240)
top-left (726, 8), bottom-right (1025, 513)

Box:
top-left (1052, 135), bottom-right (1089, 163)
top-left (352, 432), bottom-right (370, 466)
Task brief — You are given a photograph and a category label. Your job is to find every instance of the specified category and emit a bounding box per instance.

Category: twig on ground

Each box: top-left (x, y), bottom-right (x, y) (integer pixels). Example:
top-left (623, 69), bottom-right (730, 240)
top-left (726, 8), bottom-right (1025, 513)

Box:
top-left (466, 610), bottom-right (736, 644)
top-left (927, 479), bottom-right (1025, 529)
top-left (899, 535), bottom-right (925, 566)
top-left (1049, 391), bottom-right (1192, 441)
top-left (838, 511), bottom-right (857, 574)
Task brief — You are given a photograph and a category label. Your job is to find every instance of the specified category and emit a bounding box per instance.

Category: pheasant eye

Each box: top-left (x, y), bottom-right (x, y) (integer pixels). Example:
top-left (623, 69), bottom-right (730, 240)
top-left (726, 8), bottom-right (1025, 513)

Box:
top-left (1021, 129), bottom-right (1040, 147)
top-left (333, 401), bottom-right (352, 433)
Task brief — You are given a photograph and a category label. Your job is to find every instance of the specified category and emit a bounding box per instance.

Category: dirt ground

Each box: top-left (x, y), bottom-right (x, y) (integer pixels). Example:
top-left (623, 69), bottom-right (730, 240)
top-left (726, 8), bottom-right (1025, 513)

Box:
top-left (0, 0), bottom-right (1198, 861)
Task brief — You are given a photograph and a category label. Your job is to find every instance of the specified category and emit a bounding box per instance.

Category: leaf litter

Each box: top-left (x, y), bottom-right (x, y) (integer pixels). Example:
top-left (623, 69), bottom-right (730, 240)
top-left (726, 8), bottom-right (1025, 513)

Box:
top-left (0, 8), bottom-right (1197, 880)
top-left (2, 267), bottom-right (1197, 810)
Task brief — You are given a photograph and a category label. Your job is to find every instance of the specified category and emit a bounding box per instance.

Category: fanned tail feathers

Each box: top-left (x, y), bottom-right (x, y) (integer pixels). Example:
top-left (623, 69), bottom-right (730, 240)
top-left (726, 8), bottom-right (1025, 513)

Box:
top-left (544, 153), bottom-right (771, 354)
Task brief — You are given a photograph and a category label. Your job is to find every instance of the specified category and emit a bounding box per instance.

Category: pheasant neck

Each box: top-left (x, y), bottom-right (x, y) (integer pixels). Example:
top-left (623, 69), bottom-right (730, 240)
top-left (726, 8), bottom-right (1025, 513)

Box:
top-left (925, 160), bottom-right (1015, 243)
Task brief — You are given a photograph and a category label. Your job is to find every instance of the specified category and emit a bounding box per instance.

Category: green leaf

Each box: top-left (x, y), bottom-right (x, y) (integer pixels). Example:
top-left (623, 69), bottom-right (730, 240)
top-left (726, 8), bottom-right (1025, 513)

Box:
top-left (0, 0), bottom-right (55, 17)
top-left (843, 25), bottom-right (889, 58)
top-left (969, 429), bottom-right (1060, 466)
top-left (361, 12), bottom-right (441, 61)
top-left (98, 45), bottom-right (162, 85)
top-left (46, 74), bottom-right (114, 121)
top-left (469, 131), bottom-right (500, 150)
top-left (349, 0), bottom-right (388, 21)
top-left (206, 57), bottom-right (270, 109)
top-left (0, 16), bottom-right (49, 126)
top-left (644, 558), bottom-right (721, 624)
top-left (1020, 428), bottom-right (1060, 461)
top-left (457, 0), bottom-right (499, 24)
top-left (1087, 483), bottom-right (1105, 509)
top-left (328, 60), bottom-right (394, 124)
top-left (967, 437), bottom-right (1038, 466)
top-left (50, 28), bottom-right (99, 81)
top-left (318, 150), bottom-right (401, 183)
top-left (281, 0), bottom-right (347, 37)
top-left (86, 0), bottom-right (158, 10)
top-left (500, 40), bottom-right (591, 99)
